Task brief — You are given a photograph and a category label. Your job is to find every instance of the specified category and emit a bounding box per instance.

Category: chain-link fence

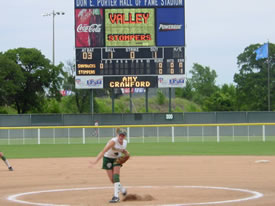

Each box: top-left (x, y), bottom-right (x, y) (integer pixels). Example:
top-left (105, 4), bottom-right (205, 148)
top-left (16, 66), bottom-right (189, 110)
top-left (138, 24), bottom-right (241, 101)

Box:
top-left (1, 123), bottom-right (275, 145)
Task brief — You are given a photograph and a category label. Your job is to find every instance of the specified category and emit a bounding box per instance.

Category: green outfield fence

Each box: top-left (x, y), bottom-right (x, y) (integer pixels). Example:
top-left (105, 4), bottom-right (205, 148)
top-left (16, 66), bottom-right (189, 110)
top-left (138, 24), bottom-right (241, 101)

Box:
top-left (1, 123), bottom-right (275, 145)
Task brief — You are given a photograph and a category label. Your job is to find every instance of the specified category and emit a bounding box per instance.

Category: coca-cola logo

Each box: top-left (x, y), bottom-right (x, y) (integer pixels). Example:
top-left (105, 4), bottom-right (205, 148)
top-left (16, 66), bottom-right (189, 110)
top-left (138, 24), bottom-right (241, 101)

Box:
top-left (77, 24), bottom-right (102, 33)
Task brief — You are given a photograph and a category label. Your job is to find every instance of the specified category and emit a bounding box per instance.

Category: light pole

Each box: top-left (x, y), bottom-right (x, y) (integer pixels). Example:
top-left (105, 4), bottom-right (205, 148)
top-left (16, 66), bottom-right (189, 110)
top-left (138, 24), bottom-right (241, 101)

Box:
top-left (42, 10), bottom-right (65, 65)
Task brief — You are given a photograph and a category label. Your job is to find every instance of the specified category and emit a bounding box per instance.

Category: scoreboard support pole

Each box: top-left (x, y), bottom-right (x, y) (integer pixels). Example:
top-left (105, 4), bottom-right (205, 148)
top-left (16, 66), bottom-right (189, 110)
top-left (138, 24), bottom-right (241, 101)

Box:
top-left (90, 89), bottom-right (94, 114)
top-left (112, 89), bottom-right (115, 113)
top-left (169, 88), bottom-right (172, 113)
top-left (145, 88), bottom-right (149, 113)
top-left (130, 91), bottom-right (132, 113)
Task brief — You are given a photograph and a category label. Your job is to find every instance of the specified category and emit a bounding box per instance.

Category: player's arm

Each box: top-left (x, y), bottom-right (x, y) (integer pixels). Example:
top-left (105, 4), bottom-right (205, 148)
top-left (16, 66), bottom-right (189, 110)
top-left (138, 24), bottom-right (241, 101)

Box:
top-left (115, 149), bottom-right (130, 165)
top-left (122, 149), bottom-right (130, 157)
top-left (92, 140), bottom-right (115, 164)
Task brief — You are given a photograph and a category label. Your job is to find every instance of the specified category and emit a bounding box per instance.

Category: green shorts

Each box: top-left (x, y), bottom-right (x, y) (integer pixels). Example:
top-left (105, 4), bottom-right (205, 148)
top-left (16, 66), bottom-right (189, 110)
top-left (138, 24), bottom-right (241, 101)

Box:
top-left (102, 156), bottom-right (121, 170)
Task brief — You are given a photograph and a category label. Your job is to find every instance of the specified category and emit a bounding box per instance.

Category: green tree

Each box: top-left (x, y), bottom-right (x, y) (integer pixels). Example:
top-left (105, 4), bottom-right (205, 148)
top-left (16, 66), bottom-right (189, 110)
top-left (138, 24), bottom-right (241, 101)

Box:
top-left (156, 89), bottom-right (166, 105)
top-left (175, 78), bottom-right (194, 100)
top-left (63, 60), bottom-right (99, 113)
top-left (203, 84), bottom-right (237, 111)
top-left (3, 48), bottom-right (63, 113)
top-left (234, 43), bottom-right (275, 111)
top-left (189, 63), bottom-right (218, 104)
top-left (0, 53), bottom-right (24, 108)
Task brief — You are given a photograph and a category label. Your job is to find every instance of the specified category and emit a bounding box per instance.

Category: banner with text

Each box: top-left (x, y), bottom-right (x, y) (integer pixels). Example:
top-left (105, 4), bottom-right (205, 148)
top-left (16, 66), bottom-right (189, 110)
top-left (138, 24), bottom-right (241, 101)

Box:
top-left (75, 0), bottom-right (184, 8)
top-left (158, 75), bottom-right (185, 88)
top-left (75, 75), bottom-right (104, 89)
top-left (104, 76), bottom-right (157, 88)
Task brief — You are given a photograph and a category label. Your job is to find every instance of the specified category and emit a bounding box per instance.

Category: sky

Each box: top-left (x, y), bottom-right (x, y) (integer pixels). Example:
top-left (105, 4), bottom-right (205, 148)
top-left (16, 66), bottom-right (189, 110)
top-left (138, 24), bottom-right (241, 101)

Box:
top-left (1, 0), bottom-right (274, 85)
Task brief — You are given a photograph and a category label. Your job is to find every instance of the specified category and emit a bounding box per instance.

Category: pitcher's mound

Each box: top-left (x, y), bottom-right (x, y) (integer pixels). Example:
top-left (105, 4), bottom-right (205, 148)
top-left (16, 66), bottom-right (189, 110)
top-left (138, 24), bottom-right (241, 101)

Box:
top-left (122, 194), bottom-right (155, 201)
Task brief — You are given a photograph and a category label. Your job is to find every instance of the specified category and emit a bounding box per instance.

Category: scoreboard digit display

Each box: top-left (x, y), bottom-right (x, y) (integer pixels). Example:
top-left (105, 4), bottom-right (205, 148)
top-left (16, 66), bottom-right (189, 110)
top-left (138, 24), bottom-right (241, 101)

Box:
top-left (74, 0), bottom-right (186, 89)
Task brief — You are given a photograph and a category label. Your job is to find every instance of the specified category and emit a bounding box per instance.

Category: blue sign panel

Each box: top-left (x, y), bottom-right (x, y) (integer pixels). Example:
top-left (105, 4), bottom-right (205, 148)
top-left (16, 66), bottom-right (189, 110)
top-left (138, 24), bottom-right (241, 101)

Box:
top-left (156, 8), bottom-right (185, 46)
top-left (75, 0), bottom-right (184, 8)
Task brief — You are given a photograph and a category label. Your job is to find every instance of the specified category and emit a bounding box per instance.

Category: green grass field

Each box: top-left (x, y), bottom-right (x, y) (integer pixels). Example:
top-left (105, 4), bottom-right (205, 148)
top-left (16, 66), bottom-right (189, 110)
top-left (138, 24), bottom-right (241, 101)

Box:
top-left (1, 142), bottom-right (275, 159)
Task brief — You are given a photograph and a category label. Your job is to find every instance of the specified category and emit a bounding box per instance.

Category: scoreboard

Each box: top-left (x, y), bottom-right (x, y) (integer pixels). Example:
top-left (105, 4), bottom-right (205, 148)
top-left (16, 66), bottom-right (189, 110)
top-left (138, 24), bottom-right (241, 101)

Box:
top-left (74, 0), bottom-right (186, 89)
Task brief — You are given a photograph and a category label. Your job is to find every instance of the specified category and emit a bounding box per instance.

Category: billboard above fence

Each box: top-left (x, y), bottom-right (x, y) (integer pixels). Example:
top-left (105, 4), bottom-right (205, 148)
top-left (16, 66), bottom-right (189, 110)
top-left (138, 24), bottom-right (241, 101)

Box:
top-left (74, 0), bottom-right (185, 88)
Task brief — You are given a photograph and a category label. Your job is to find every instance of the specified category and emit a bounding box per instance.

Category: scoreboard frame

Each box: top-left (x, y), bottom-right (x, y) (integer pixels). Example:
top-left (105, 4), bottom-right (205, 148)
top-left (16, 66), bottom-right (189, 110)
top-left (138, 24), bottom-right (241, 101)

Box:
top-left (74, 0), bottom-right (186, 89)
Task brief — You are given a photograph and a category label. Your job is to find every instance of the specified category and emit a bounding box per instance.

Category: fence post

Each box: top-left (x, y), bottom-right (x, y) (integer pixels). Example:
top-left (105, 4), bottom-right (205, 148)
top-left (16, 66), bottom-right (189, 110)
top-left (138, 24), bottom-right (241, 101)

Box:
top-left (127, 127), bottom-right (130, 143)
top-left (68, 128), bottom-right (70, 144)
top-left (83, 128), bottom-right (86, 144)
top-left (232, 126), bottom-right (235, 142)
top-left (217, 126), bottom-right (220, 143)
top-left (97, 129), bottom-right (100, 144)
top-left (157, 127), bottom-right (159, 143)
top-left (53, 128), bottom-right (56, 144)
top-left (248, 126), bottom-right (250, 142)
top-left (172, 126), bottom-right (175, 143)
top-left (187, 126), bottom-right (189, 142)
top-left (38, 128), bottom-right (40, 144)
top-left (202, 127), bottom-right (204, 142)
top-left (262, 125), bottom-right (266, 142)
top-left (8, 129), bottom-right (10, 145)
top-left (142, 127), bottom-right (145, 143)
top-left (23, 129), bottom-right (25, 144)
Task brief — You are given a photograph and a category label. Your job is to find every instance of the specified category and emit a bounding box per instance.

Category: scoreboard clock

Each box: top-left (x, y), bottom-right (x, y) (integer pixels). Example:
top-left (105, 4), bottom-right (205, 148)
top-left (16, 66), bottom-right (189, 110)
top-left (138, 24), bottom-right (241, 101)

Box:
top-left (74, 0), bottom-right (186, 89)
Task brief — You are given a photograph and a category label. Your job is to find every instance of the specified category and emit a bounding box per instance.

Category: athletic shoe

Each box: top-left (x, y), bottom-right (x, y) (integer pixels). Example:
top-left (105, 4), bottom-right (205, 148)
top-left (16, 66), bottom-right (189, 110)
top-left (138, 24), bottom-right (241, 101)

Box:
top-left (122, 189), bottom-right (127, 196)
top-left (109, 196), bottom-right (120, 203)
top-left (8, 167), bottom-right (13, 171)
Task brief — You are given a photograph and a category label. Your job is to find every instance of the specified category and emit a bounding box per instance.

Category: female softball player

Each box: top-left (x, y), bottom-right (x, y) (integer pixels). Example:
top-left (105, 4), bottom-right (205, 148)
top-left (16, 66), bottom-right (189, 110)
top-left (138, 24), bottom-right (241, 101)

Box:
top-left (91, 128), bottom-right (130, 203)
top-left (0, 151), bottom-right (13, 171)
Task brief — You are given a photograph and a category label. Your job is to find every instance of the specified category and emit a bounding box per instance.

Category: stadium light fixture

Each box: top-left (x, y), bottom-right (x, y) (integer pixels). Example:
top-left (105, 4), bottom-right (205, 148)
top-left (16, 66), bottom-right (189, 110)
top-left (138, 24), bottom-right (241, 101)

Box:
top-left (42, 10), bottom-right (65, 65)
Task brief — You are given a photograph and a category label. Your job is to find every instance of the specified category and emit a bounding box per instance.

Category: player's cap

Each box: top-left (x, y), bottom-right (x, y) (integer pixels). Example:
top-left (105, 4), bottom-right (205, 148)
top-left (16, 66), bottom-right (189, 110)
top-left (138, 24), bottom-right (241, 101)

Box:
top-left (118, 129), bottom-right (127, 136)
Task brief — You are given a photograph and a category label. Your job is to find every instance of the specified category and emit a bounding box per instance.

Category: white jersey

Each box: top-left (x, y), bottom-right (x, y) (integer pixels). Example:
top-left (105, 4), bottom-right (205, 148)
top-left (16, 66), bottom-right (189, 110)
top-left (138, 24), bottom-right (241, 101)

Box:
top-left (104, 137), bottom-right (127, 159)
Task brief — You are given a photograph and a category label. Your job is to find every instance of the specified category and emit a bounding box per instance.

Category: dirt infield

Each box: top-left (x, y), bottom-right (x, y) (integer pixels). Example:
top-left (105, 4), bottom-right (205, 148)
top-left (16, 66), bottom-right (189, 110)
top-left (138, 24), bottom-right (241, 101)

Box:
top-left (0, 156), bottom-right (274, 206)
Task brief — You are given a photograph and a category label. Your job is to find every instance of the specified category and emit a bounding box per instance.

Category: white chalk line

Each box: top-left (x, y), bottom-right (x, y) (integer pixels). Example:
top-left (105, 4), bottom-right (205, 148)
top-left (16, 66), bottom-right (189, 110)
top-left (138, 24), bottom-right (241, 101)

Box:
top-left (7, 185), bottom-right (263, 206)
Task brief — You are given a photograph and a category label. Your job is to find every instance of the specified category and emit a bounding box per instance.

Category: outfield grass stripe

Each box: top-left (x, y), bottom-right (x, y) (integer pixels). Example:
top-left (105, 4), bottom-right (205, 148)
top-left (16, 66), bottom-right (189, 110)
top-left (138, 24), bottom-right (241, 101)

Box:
top-left (1, 142), bottom-right (275, 159)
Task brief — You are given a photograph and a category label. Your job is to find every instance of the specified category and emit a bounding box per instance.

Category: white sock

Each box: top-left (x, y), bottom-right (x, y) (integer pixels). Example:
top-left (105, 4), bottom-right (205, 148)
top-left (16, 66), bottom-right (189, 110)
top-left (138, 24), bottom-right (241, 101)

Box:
top-left (114, 182), bottom-right (120, 197)
top-left (4, 159), bottom-right (11, 168)
top-left (120, 184), bottom-right (126, 194)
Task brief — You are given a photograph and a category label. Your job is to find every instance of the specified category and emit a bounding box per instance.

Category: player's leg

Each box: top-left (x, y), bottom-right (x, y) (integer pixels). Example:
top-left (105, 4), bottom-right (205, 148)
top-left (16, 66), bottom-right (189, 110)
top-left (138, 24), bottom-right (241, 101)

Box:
top-left (113, 163), bottom-right (127, 196)
top-left (105, 169), bottom-right (114, 183)
top-left (0, 152), bottom-right (13, 171)
top-left (102, 157), bottom-right (119, 203)
top-left (109, 165), bottom-right (121, 203)
top-left (102, 157), bottom-right (113, 183)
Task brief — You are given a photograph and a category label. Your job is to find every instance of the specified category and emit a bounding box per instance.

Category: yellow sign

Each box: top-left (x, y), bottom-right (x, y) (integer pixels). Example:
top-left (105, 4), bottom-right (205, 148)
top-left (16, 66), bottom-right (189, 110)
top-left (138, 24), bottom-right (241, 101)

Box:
top-left (109, 76), bottom-right (151, 88)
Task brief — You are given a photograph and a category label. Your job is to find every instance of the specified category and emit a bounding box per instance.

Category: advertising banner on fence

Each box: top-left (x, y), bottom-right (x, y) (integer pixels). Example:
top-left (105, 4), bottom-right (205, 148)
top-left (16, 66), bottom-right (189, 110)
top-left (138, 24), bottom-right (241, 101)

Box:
top-left (158, 75), bottom-right (186, 88)
top-left (75, 75), bottom-right (103, 89)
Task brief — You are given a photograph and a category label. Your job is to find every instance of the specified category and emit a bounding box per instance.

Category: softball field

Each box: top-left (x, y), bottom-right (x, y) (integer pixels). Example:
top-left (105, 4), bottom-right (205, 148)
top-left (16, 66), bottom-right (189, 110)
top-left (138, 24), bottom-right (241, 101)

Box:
top-left (0, 156), bottom-right (274, 206)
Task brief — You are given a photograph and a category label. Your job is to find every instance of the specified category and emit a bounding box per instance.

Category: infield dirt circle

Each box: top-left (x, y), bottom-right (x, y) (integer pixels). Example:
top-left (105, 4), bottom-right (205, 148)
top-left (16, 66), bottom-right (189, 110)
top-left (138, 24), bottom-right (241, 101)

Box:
top-left (1, 156), bottom-right (274, 206)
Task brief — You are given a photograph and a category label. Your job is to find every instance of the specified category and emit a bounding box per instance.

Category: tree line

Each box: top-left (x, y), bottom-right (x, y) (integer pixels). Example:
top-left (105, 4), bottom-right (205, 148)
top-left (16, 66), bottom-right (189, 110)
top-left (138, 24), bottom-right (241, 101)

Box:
top-left (0, 43), bottom-right (274, 114)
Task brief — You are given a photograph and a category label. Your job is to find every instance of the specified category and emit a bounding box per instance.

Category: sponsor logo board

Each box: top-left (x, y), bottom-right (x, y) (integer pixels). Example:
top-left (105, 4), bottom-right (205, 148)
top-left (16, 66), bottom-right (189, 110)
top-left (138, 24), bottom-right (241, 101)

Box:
top-left (158, 75), bottom-right (186, 88)
top-left (75, 76), bottom-right (104, 89)
top-left (156, 8), bottom-right (185, 46)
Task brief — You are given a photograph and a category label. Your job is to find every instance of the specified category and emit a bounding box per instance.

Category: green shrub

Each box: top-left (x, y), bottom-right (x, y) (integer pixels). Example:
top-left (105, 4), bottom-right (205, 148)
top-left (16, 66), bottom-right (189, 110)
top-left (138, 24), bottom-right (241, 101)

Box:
top-left (156, 90), bottom-right (165, 105)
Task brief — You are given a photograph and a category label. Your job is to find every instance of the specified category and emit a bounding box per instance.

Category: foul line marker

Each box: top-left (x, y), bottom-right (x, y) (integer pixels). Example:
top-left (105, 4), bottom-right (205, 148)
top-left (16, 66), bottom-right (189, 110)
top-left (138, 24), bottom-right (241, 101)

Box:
top-left (7, 185), bottom-right (263, 206)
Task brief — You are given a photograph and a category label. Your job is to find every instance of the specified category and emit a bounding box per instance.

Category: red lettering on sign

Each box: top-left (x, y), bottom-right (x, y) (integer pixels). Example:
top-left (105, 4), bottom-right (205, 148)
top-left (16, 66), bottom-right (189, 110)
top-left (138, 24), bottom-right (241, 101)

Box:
top-left (108, 13), bottom-right (150, 24)
top-left (107, 34), bottom-right (152, 42)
